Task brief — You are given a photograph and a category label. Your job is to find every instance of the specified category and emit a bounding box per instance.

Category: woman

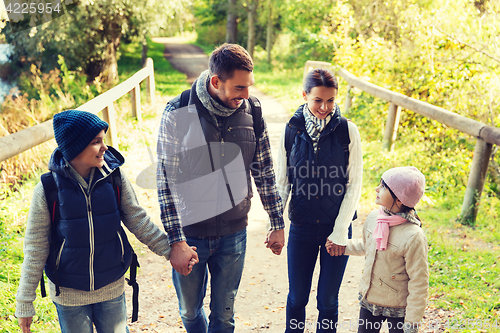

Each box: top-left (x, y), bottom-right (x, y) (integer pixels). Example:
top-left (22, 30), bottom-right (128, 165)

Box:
top-left (276, 68), bottom-right (363, 333)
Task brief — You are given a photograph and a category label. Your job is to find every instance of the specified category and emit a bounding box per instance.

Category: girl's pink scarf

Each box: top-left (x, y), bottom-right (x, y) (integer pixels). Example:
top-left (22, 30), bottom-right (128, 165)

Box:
top-left (373, 207), bottom-right (407, 251)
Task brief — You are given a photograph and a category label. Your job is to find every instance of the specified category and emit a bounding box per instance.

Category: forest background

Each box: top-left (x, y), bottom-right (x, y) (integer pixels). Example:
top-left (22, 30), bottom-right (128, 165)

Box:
top-left (0, 0), bottom-right (499, 332)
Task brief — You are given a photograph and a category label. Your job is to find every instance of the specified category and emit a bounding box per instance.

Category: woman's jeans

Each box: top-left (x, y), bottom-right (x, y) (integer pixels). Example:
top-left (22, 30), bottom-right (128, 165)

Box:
top-left (54, 292), bottom-right (129, 333)
top-left (286, 223), bottom-right (352, 333)
top-left (172, 228), bottom-right (247, 333)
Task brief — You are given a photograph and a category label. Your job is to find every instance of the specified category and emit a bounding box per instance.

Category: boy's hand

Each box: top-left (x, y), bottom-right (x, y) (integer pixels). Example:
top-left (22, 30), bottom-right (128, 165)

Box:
top-left (18, 317), bottom-right (33, 333)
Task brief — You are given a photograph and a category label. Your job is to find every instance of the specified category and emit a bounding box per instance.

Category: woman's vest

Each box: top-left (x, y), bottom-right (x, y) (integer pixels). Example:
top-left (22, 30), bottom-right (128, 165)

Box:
top-left (169, 84), bottom-right (258, 237)
top-left (44, 152), bottom-right (132, 292)
top-left (286, 105), bottom-right (349, 225)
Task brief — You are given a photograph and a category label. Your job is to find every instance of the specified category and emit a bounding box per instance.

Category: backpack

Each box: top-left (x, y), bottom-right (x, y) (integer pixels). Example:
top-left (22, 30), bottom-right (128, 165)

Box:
top-left (177, 89), bottom-right (263, 139)
top-left (40, 168), bottom-right (141, 322)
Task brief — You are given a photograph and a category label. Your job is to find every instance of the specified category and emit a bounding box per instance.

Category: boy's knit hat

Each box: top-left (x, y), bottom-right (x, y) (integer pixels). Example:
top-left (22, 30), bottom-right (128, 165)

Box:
top-left (53, 110), bottom-right (108, 162)
top-left (381, 166), bottom-right (425, 208)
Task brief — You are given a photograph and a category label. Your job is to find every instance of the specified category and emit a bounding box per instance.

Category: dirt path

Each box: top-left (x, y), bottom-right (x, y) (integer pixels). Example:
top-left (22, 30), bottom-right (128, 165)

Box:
top-left (123, 37), bottom-right (368, 333)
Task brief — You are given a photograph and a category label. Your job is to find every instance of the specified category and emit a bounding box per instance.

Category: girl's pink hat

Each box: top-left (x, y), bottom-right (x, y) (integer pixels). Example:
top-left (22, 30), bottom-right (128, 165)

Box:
top-left (382, 166), bottom-right (426, 208)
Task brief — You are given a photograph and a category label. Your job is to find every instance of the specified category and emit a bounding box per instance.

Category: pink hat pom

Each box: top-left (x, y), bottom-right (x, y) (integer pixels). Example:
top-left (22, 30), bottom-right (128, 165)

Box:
top-left (381, 166), bottom-right (426, 208)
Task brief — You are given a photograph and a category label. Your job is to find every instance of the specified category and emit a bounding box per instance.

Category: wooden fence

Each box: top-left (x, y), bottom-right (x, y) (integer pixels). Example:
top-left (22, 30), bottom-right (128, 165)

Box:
top-left (304, 60), bottom-right (500, 225)
top-left (0, 57), bottom-right (156, 162)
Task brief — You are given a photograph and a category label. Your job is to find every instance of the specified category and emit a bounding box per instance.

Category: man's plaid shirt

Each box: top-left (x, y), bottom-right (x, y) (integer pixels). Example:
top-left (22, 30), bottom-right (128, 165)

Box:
top-left (157, 101), bottom-right (285, 245)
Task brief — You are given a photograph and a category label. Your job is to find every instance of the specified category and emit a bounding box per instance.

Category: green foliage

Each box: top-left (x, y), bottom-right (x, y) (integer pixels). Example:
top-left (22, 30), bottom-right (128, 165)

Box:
top-left (0, 172), bottom-right (59, 333)
top-left (1, 0), bottom-right (193, 83)
top-left (428, 243), bottom-right (500, 327)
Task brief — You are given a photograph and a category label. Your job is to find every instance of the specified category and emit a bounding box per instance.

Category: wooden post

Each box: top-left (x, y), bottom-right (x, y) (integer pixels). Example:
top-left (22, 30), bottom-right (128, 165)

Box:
top-left (460, 138), bottom-right (493, 225)
top-left (383, 103), bottom-right (401, 151)
top-left (145, 58), bottom-right (155, 105)
top-left (130, 84), bottom-right (142, 122)
top-left (343, 85), bottom-right (353, 115)
top-left (102, 104), bottom-right (118, 147)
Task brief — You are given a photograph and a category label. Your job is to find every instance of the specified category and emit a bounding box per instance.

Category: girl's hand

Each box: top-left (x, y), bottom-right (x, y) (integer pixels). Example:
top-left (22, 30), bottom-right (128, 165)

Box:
top-left (18, 317), bottom-right (33, 333)
top-left (326, 240), bottom-right (346, 256)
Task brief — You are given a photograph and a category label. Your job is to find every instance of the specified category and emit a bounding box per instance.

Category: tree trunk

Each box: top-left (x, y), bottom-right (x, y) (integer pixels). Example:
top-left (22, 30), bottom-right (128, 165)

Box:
top-left (100, 38), bottom-right (120, 85)
top-left (247, 0), bottom-right (258, 59)
top-left (141, 36), bottom-right (148, 68)
top-left (226, 0), bottom-right (238, 43)
top-left (266, 0), bottom-right (273, 63)
top-left (86, 25), bottom-right (121, 85)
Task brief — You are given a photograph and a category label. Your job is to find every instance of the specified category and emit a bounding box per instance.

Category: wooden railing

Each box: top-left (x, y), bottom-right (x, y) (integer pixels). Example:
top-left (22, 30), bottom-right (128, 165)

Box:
top-left (0, 57), bottom-right (156, 162)
top-left (304, 60), bottom-right (500, 224)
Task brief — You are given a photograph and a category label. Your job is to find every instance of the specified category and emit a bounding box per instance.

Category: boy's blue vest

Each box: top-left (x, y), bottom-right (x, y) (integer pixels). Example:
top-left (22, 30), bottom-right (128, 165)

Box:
top-left (44, 148), bottom-right (133, 292)
top-left (286, 104), bottom-right (349, 225)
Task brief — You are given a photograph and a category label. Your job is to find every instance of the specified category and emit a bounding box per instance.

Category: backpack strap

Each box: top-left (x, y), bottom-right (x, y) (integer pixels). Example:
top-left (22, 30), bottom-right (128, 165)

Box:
top-left (125, 252), bottom-right (140, 322)
top-left (109, 167), bottom-right (141, 323)
top-left (337, 116), bottom-right (350, 169)
top-left (247, 95), bottom-right (263, 139)
top-left (109, 168), bottom-right (122, 217)
top-left (180, 89), bottom-right (190, 108)
top-left (284, 123), bottom-right (296, 160)
top-left (40, 172), bottom-right (61, 297)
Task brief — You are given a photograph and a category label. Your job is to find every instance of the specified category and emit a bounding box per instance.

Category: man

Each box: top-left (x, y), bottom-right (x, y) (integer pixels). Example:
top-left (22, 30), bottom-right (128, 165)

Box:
top-left (157, 43), bottom-right (285, 333)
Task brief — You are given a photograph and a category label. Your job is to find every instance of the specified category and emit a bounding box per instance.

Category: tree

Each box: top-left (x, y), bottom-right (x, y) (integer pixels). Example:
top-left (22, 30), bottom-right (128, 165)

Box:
top-left (246, 0), bottom-right (259, 58)
top-left (2, 0), bottom-right (192, 84)
top-left (226, 0), bottom-right (238, 43)
top-left (265, 0), bottom-right (274, 63)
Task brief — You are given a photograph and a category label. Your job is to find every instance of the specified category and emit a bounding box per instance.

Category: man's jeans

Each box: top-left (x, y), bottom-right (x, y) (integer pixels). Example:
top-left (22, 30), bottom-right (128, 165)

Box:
top-left (54, 292), bottom-right (129, 333)
top-left (286, 223), bottom-right (351, 333)
top-left (172, 228), bottom-right (247, 333)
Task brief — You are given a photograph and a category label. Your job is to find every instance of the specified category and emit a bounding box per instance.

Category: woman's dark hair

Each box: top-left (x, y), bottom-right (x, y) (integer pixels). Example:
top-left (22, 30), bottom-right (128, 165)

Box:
top-left (209, 43), bottom-right (253, 81)
top-left (303, 68), bottom-right (338, 94)
top-left (381, 179), bottom-right (414, 214)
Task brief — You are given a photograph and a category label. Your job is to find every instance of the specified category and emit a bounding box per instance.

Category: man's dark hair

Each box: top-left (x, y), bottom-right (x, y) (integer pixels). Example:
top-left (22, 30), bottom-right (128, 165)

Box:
top-left (209, 43), bottom-right (253, 81)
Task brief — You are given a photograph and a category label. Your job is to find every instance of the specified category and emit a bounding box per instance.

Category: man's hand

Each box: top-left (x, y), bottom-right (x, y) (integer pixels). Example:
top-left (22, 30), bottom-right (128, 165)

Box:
top-left (170, 241), bottom-right (199, 275)
top-left (325, 239), bottom-right (346, 256)
top-left (18, 317), bottom-right (33, 333)
top-left (187, 246), bottom-right (198, 274)
top-left (265, 229), bottom-right (285, 255)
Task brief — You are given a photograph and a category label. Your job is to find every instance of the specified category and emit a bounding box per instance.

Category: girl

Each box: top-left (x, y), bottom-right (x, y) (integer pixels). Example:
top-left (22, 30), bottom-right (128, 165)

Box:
top-left (276, 68), bottom-right (363, 332)
top-left (328, 166), bottom-right (428, 333)
top-left (16, 110), bottom-right (197, 333)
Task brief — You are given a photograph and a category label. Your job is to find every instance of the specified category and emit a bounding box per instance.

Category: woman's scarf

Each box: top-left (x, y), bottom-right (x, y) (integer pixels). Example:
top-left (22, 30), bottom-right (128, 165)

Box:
top-left (373, 206), bottom-right (408, 251)
top-left (303, 103), bottom-right (339, 152)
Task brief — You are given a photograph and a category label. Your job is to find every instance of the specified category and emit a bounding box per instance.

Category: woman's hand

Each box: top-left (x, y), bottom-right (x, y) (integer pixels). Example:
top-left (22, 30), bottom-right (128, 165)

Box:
top-left (18, 317), bottom-right (33, 333)
top-left (325, 240), bottom-right (346, 256)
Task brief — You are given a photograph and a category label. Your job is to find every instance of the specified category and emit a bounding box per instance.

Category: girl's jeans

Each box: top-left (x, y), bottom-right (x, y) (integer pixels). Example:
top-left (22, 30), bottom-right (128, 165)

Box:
top-left (286, 223), bottom-right (352, 333)
top-left (358, 307), bottom-right (404, 333)
top-left (54, 292), bottom-right (129, 333)
top-left (172, 228), bottom-right (247, 333)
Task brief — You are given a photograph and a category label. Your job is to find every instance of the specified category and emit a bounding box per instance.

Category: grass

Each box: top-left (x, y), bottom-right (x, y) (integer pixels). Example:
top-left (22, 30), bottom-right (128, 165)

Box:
top-left (250, 53), bottom-right (500, 331)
